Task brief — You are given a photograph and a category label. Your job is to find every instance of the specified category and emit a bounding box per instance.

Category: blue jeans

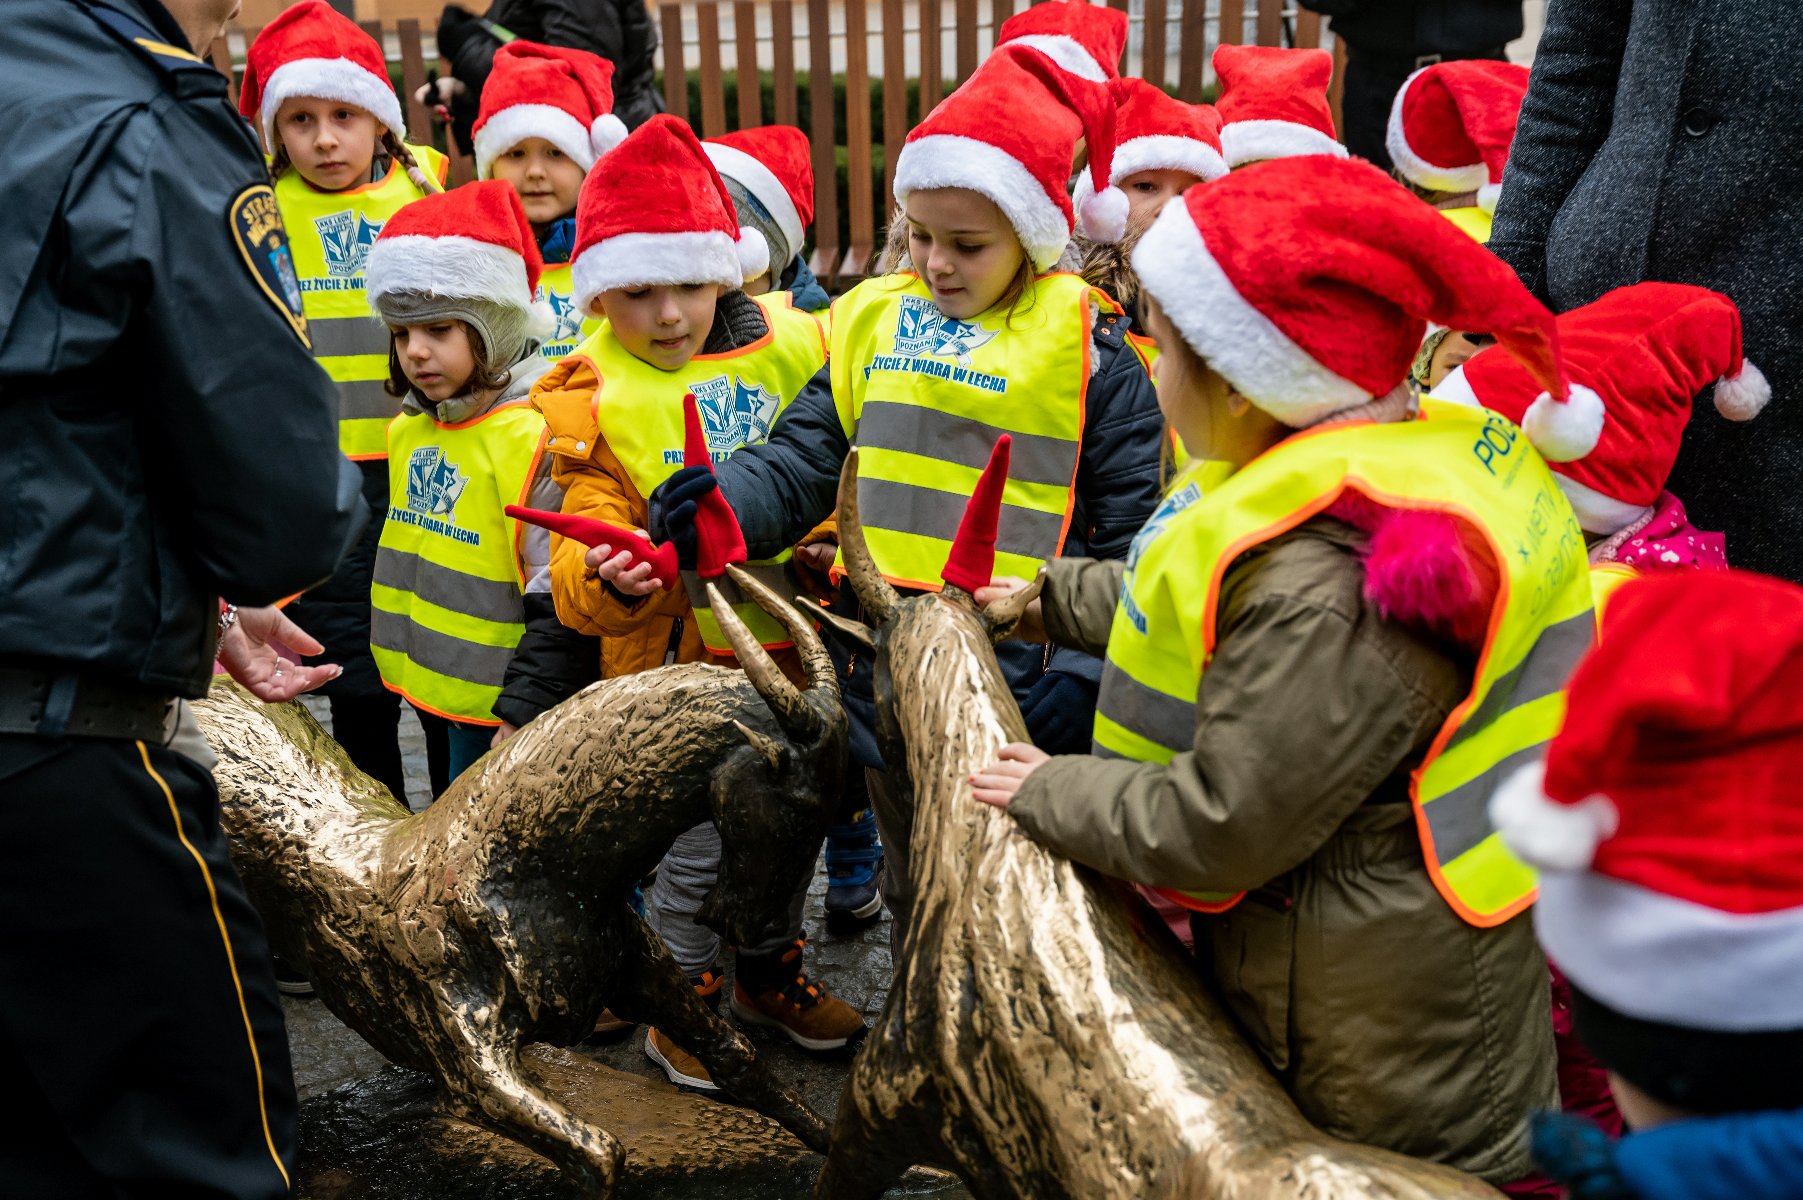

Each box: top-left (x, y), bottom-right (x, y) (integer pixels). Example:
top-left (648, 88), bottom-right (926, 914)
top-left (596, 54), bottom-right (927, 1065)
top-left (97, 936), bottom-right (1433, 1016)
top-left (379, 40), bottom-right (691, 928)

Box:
top-left (445, 720), bottom-right (492, 784)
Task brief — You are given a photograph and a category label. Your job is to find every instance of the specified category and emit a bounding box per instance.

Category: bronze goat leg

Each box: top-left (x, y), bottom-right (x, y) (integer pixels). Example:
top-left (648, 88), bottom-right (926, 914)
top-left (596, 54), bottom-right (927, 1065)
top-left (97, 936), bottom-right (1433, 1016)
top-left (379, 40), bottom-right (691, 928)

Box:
top-left (599, 903), bottom-right (833, 1154)
top-left (813, 1000), bottom-right (945, 1200)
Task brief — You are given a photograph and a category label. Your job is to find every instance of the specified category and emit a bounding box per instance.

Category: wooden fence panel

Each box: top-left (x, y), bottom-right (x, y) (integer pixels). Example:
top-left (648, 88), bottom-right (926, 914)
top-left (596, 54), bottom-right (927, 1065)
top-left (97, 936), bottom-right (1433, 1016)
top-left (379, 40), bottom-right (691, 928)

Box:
top-left (771, 0), bottom-right (797, 126)
top-left (1255, 0), bottom-right (1283, 46)
top-left (734, 1), bottom-right (762, 127)
top-left (841, 0), bottom-right (874, 279)
top-left (206, 36), bottom-right (237, 107)
top-left (1176, 0), bottom-right (1206, 102)
top-left (1216, 0), bottom-right (1243, 47)
top-left (919, 0), bottom-right (942, 112)
top-left (1294, 5), bottom-right (1321, 49)
top-left (397, 20), bottom-right (433, 146)
top-left (661, 5), bottom-right (688, 119)
top-left (1142, 0), bottom-right (1166, 90)
top-left (992, 0), bottom-right (1014, 31)
top-left (882, 0), bottom-right (909, 206)
top-left (806, 0), bottom-right (838, 284)
top-left (954, 0), bottom-right (978, 83)
top-left (696, 3), bottom-right (726, 136)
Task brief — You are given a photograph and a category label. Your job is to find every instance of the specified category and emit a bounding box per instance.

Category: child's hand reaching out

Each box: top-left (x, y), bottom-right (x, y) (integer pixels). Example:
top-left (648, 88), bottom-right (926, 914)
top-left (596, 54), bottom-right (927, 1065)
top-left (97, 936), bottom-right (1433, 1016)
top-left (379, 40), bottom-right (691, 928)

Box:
top-left (585, 542), bottom-right (665, 595)
top-left (971, 742), bottom-right (1049, 809)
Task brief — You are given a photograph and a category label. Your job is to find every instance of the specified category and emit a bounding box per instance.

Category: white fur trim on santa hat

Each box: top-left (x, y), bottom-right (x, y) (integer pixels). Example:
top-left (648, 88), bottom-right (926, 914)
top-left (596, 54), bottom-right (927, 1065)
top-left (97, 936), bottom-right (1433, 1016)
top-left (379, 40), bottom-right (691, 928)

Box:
top-left (1219, 119), bottom-right (1348, 168)
top-left (474, 103), bottom-right (597, 179)
top-left (259, 56), bottom-right (405, 149)
top-left (1715, 360), bottom-right (1771, 421)
top-left (1537, 869), bottom-right (1803, 1032)
top-left (1555, 474), bottom-right (1654, 538)
top-left (1477, 180), bottom-right (1504, 213)
top-left (1132, 195), bottom-right (1369, 421)
top-left (894, 134), bottom-right (1072, 271)
top-left (1489, 760), bottom-right (1619, 873)
top-left (569, 230), bottom-right (742, 314)
top-left (1523, 383), bottom-right (1606, 462)
top-left (1384, 68), bottom-right (1490, 196)
top-left (703, 142), bottom-right (805, 268)
top-left (365, 234), bottom-right (535, 312)
top-left (1074, 134), bottom-right (1229, 212)
top-left (1001, 34), bottom-right (1108, 82)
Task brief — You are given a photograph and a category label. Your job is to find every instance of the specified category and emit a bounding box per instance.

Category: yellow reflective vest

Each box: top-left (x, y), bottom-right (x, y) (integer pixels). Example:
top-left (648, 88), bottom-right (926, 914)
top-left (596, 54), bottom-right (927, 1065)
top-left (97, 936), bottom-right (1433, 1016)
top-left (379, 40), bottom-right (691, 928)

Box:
top-left (276, 145), bottom-right (449, 460)
top-left (1590, 562), bottom-right (1640, 631)
top-left (573, 292), bottom-right (827, 652)
top-left (1441, 205), bottom-right (1493, 244)
top-left (829, 272), bottom-right (1106, 589)
top-left (371, 396), bottom-right (545, 724)
top-left (1093, 399), bottom-right (1595, 927)
top-left (534, 261), bottom-right (600, 362)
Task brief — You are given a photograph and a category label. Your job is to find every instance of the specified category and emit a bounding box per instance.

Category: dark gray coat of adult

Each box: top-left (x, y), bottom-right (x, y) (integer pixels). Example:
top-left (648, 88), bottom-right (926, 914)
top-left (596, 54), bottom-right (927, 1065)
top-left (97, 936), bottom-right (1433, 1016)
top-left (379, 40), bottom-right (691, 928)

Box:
top-left (1489, 0), bottom-right (1803, 580)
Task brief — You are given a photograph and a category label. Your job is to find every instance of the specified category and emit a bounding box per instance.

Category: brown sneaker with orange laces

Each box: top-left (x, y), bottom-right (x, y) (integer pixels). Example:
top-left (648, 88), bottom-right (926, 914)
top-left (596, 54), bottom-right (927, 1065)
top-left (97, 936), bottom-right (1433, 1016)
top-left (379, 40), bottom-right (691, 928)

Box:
top-left (730, 940), bottom-right (867, 1052)
top-left (644, 969), bottom-right (724, 1091)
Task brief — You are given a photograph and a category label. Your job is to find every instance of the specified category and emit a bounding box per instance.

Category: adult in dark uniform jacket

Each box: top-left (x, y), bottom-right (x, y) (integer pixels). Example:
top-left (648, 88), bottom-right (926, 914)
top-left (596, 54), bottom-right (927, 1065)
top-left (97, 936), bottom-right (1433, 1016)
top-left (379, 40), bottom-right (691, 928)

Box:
top-left (0, 0), bottom-right (363, 1193)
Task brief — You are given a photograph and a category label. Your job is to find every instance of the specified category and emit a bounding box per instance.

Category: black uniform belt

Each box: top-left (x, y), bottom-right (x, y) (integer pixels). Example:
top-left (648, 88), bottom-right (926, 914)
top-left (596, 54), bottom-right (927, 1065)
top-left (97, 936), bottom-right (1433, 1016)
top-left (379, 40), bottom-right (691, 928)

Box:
top-left (0, 668), bottom-right (178, 741)
top-left (1345, 45), bottom-right (1508, 78)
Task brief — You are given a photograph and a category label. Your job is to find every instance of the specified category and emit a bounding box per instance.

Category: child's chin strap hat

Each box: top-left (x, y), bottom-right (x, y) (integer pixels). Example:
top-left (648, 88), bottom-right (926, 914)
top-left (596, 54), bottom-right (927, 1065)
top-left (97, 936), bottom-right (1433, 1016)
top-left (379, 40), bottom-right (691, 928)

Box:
top-left (473, 41), bottom-right (626, 180)
top-left (568, 114), bottom-right (767, 315)
top-left (1132, 155), bottom-right (1603, 453)
top-left (1436, 282), bottom-right (1769, 533)
top-left (1386, 60), bottom-right (1530, 213)
top-left (1074, 79), bottom-right (1226, 213)
top-left (893, 43), bottom-right (1128, 272)
top-left (994, 0), bottom-right (1128, 82)
top-left (240, 0), bottom-right (405, 148)
top-left (1212, 44), bottom-right (1346, 167)
top-left (366, 180), bottom-right (553, 356)
top-left (1491, 569), bottom-right (1803, 1043)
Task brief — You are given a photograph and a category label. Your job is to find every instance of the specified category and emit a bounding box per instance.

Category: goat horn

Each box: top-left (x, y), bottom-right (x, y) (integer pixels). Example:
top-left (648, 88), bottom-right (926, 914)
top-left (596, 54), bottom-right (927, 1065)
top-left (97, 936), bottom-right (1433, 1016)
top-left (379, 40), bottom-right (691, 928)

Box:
top-left (706, 582), bottom-right (825, 744)
top-left (837, 449), bottom-right (899, 623)
top-left (805, 596), bottom-right (877, 655)
top-left (984, 567), bottom-right (1046, 644)
top-left (722, 563), bottom-right (838, 700)
top-left (941, 435), bottom-right (1011, 598)
top-left (732, 719), bottom-right (789, 773)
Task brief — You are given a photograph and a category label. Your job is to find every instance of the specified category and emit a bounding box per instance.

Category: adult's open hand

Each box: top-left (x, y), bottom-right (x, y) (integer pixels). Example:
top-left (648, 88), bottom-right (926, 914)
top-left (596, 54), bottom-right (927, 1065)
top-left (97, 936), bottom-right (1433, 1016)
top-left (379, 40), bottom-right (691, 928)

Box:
top-left (218, 605), bottom-right (342, 703)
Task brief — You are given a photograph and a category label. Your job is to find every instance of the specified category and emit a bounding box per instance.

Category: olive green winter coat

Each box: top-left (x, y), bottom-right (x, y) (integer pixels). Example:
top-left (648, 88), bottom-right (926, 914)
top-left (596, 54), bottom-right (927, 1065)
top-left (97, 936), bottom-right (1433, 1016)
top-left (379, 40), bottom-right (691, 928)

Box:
top-left (1008, 519), bottom-right (1557, 1184)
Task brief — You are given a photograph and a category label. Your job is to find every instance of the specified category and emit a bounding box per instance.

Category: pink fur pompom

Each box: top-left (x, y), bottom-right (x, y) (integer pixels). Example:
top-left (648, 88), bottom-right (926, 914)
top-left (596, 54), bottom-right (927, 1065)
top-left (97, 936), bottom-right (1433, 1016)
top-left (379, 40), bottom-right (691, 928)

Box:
top-left (1328, 494), bottom-right (1495, 651)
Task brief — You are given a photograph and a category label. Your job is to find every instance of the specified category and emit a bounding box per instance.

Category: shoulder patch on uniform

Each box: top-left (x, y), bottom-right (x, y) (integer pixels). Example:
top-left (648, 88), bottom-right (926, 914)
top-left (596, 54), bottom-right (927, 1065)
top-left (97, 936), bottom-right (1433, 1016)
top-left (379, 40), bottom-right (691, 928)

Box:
top-left (228, 184), bottom-right (310, 347)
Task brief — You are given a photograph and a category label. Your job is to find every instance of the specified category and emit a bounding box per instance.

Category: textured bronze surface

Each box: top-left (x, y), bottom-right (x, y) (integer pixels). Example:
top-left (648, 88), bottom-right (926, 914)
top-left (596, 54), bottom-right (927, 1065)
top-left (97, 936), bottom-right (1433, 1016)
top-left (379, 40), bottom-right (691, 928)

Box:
top-left (814, 454), bottom-right (1504, 1200)
top-left (195, 583), bottom-right (845, 1198)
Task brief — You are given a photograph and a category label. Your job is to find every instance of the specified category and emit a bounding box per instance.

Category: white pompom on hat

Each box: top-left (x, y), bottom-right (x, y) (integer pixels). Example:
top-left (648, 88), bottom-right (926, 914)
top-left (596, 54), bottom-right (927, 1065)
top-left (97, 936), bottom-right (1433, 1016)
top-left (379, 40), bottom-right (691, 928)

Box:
top-left (239, 0), bottom-right (405, 148)
top-left (472, 41), bottom-right (627, 180)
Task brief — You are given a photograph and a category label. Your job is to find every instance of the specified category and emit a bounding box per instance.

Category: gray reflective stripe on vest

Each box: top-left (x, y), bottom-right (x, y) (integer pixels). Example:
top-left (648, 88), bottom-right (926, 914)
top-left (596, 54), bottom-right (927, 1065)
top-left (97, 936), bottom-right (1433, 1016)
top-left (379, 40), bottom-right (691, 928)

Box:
top-left (373, 547), bottom-right (525, 625)
top-left (370, 609), bottom-right (516, 689)
top-left (1425, 741), bottom-right (1548, 863)
top-left (339, 377), bottom-right (401, 422)
top-left (310, 314), bottom-right (389, 358)
top-left (1442, 610), bottom-right (1593, 754)
top-left (680, 562), bottom-right (796, 615)
top-left (857, 401), bottom-right (1080, 488)
top-left (1092, 660), bottom-right (1194, 756)
top-left (857, 477), bottom-right (1066, 562)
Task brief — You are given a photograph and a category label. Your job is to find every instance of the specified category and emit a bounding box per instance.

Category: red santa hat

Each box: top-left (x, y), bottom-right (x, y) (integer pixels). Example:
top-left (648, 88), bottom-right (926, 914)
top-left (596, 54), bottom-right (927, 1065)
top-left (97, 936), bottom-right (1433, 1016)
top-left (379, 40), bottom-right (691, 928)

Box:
top-left (703, 125), bottom-right (815, 270)
top-left (1435, 283), bottom-right (1769, 532)
top-left (994, 0), bottom-right (1128, 82)
top-left (365, 179), bottom-right (544, 313)
top-left (893, 44), bottom-right (1127, 271)
top-left (569, 114), bottom-right (765, 314)
top-left (1213, 44), bottom-right (1347, 167)
top-left (240, 0), bottom-right (405, 149)
top-left (1387, 60), bottom-right (1530, 213)
top-left (1490, 569), bottom-right (1803, 1034)
top-left (1133, 155), bottom-right (1599, 442)
top-left (472, 41), bottom-right (626, 180)
top-left (1075, 80), bottom-right (1226, 212)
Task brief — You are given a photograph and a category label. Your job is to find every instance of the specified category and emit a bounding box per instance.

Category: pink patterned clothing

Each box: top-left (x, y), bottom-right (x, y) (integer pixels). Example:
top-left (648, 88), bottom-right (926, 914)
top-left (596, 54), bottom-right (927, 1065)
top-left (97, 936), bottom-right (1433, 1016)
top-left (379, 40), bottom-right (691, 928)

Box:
top-left (1589, 491), bottom-right (1727, 571)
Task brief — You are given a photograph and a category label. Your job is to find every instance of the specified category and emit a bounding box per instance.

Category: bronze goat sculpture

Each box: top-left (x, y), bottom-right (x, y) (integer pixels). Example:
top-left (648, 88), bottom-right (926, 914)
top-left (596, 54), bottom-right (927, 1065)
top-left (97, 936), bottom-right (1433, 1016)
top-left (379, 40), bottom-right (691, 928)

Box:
top-left (194, 580), bottom-right (842, 1198)
top-left (809, 444), bottom-right (1502, 1199)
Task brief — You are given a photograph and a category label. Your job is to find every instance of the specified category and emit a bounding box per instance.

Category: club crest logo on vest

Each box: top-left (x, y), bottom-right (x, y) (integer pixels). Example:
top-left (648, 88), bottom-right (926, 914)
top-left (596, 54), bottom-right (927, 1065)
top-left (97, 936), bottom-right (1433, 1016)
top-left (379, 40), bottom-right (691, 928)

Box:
top-left (666, 375), bottom-right (781, 464)
top-left (865, 296), bottom-right (1008, 393)
top-left (387, 446), bottom-right (482, 546)
top-left (1120, 479), bottom-right (1204, 635)
top-left (542, 287), bottom-right (585, 345)
top-left (311, 211), bottom-right (384, 284)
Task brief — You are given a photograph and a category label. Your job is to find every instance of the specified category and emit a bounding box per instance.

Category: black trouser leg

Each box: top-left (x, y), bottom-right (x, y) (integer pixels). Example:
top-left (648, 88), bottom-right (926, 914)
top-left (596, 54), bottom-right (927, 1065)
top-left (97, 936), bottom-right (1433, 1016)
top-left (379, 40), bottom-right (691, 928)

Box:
top-left (0, 738), bottom-right (297, 1200)
top-left (328, 690), bottom-right (409, 802)
top-left (409, 704), bottom-right (453, 800)
top-left (1339, 53), bottom-right (1408, 169)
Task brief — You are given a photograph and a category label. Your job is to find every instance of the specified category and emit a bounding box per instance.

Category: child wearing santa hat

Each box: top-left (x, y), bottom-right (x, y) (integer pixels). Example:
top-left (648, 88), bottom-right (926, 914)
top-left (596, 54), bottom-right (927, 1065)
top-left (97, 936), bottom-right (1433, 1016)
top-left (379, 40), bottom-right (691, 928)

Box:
top-left (994, 0), bottom-right (1128, 81)
top-left (1492, 569), bottom-right (1803, 1200)
top-left (474, 40), bottom-right (626, 361)
top-left (362, 181), bottom-right (564, 791)
top-left (519, 113), bottom-right (864, 1088)
top-left (702, 125), bottom-right (830, 313)
top-left (241, 0), bottom-right (450, 804)
top-left (1434, 282), bottom-right (1770, 618)
top-left (1213, 44), bottom-right (1348, 168)
top-left (649, 43), bottom-right (1164, 939)
top-left (969, 154), bottom-right (1602, 1184)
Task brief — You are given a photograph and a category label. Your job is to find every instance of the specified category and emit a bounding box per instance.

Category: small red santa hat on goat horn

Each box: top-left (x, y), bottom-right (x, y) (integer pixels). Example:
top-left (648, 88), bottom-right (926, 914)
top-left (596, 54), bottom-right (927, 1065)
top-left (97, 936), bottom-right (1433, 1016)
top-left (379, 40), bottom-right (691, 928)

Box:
top-left (703, 125), bottom-right (815, 271)
top-left (1075, 79), bottom-right (1227, 212)
top-left (473, 41), bottom-right (626, 180)
top-left (894, 44), bottom-right (1127, 270)
top-left (1489, 569), bottom-right (1803, 1034)
top-left (942, 436), bottom-right (1012, 595)
top-left (1386, 60), bottom-right (1530, 213)
top-left (365, 180), bottom-right (551, 337)
top-left (569, 114), bottom-right (767, 315)
top-left (240, 0), bottom-right (405, 148)
top-left (1435, 282), bottom-right (1769, 531)
top-left (1133, 155), bottom-right (1602, 451)
top-left (1212, 44), bottom-right (1347, 167)
top-left (995, 0), bottom-right (1128, 82)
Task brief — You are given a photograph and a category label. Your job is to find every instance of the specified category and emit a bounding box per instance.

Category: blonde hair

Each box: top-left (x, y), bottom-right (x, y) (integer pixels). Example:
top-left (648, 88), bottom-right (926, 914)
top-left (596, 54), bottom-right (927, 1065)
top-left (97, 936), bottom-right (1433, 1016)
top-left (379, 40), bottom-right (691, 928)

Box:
top-left (267, 122), bottom-right (441, 195)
